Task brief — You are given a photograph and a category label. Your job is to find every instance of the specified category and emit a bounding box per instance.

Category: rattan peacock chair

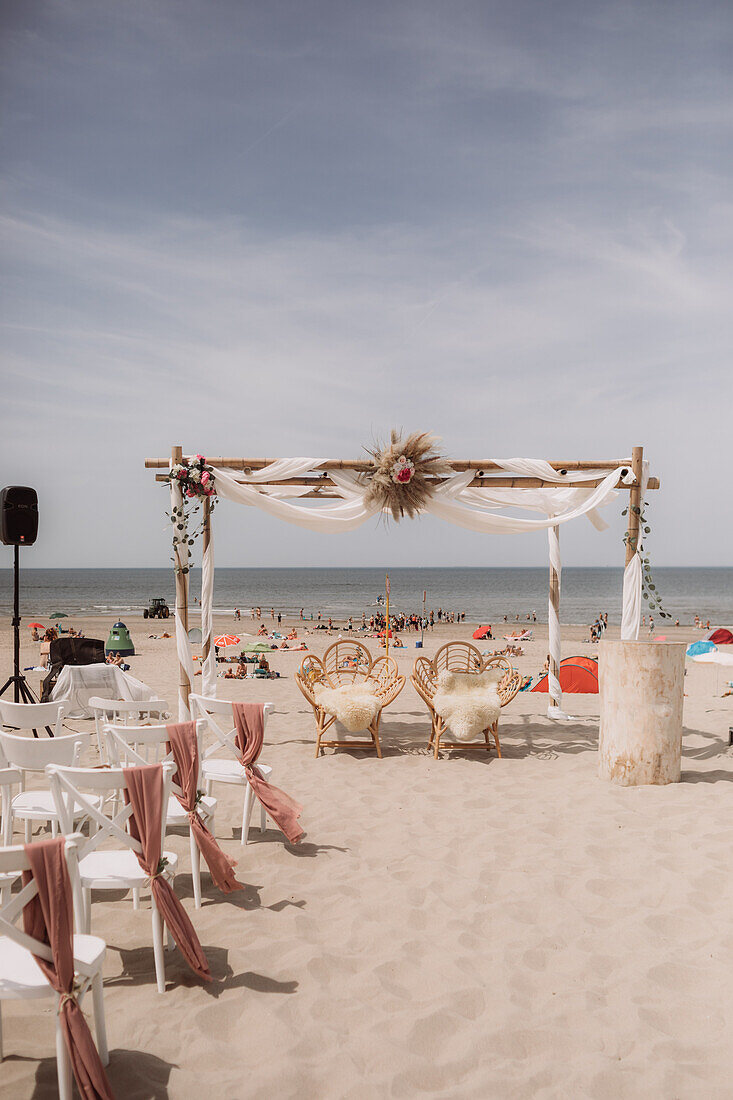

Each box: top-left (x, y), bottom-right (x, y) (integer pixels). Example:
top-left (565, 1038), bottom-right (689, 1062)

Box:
top-left (411, 641), bottom-right (521, 759)
top-left (295, 639), bottom-right (405, 758)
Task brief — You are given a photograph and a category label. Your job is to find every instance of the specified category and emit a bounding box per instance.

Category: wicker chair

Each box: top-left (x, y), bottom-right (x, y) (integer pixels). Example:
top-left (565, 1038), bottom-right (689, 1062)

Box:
top-left (411, 641), bottom-right (521, 759)
top-left (295, 640), bottom-right (405, 758)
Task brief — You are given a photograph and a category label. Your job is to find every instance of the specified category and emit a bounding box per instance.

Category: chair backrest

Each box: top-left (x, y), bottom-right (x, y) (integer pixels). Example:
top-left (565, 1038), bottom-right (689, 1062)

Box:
top-left (0, 699), bottom-right (68, 737)
top-left (0, 834), bottom-right (92, 974)
top-left (0, 729), bottom-right (89, 773)
top-left (189, 695), bottom-right (274, 761)
top-left (321, 641), bottom-right (374, 685)
top-left (433, 642), bottom-right (484, 675)
top-left (0, 767), bottom-right (22, 845)
top-left (89, 697), bottom-right (170, 764)
top-left (47, 763), bottom-right (174, 867)
top-left (103, 721), bottom-right (206, 796)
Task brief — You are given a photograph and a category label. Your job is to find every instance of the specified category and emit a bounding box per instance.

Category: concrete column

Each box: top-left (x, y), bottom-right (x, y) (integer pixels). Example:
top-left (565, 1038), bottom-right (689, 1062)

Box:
top-left (599, 640), bottom-right (686, 786)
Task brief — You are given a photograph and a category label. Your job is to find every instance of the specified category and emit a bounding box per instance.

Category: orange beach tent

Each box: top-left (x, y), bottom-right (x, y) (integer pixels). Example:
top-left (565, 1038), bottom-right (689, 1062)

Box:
top-left (531, 655), bottom-right (599, 694)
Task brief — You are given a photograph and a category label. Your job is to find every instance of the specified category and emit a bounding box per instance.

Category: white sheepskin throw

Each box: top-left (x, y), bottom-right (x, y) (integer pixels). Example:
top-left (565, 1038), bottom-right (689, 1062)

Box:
top-left (432, 669), bottom-right (503, 743)
top-left (315, 681), bottom-right (382, 733)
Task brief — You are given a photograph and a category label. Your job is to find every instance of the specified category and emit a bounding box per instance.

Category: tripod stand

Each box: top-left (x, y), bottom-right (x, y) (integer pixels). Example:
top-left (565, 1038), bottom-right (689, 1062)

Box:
top-left (0, 544), bottom-right (40, 705)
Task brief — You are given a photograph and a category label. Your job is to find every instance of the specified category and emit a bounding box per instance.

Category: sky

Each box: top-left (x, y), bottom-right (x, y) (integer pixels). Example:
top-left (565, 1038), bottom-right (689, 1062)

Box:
top-left (1, 0), bottom-right (731, 571)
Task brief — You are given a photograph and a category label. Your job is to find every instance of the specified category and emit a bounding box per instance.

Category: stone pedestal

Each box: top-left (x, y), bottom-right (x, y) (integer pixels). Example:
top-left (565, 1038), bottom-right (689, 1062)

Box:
top-left (598, 640), bottom-right (685, 786)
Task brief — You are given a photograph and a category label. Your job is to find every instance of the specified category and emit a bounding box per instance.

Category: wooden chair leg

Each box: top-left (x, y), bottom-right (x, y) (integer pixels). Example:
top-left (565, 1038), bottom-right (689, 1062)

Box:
top-left (492, 722), bottom-right (502, 758)
top-left (370, 718), bottom-right (382, 759)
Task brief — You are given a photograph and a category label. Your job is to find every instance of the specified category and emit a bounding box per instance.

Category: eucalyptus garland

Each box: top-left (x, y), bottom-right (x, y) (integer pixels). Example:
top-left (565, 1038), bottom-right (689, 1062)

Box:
top-left (163, 455), bottom-right (217, 576)
top-left (622, 500), bottom-right (671, 619)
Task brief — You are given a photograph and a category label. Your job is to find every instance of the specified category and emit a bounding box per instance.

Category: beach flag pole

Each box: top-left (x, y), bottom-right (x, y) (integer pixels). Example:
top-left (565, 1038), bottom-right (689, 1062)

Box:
top-left (385, 573), bottom-right (390, 659)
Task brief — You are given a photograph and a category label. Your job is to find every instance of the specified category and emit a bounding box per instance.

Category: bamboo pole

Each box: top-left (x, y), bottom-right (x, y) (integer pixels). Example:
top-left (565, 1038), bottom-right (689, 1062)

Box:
top-left (625, 446), bottom-right (645, 567)
top-left (146, 456), bottom-right (637, 472)
top-left (171, 445), bottom-right (191, 715)
top-left (202, 495), bottom-right (211, 669)
top-left (548, 547), bottom-right (560, 711)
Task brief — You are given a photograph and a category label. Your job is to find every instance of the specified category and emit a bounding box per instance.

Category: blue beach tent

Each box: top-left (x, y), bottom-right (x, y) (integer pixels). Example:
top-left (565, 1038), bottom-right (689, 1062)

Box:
top-left (686, 640), bottom-right (717, 658)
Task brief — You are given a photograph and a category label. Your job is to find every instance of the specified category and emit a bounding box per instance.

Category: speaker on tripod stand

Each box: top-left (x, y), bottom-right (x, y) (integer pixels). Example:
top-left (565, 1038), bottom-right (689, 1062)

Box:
top-left (1, 486), bottom-right (40, 704)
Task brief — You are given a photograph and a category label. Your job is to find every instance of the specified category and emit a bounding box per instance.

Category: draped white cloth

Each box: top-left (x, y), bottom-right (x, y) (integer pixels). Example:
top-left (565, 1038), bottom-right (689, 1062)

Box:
top-left (172, 457), bottom-right (640, 718)
top-left (620, 461), bottom-right (650, 642)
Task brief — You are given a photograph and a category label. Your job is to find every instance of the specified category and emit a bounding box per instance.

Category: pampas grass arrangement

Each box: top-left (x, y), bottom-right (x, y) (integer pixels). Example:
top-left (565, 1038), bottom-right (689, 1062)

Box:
top-left (362, 430), bottom-right (452, 521)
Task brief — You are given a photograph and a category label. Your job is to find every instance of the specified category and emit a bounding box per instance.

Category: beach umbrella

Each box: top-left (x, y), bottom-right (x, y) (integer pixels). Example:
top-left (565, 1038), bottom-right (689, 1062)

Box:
top-left (214, 634), bottom-right (241, 648)
top-left (27, 622), bottom-right (45, 629)
top-left (686, 640), bottom-right (717, 658)
top-left (473, 625), bottom-right (492, 640)
top-left (50, 612), bottom-right (68, 619)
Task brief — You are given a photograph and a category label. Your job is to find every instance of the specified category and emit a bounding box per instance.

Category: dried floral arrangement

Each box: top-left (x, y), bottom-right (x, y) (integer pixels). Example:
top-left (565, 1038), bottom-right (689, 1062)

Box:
top-left (362, 430), bottom-right (452, 521)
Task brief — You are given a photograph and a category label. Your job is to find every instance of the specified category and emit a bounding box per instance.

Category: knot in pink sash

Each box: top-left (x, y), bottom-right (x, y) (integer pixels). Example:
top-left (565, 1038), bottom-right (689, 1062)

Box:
top-left (123, 764), bottom-right (211, 982)
top-left (231, 702), bottom-right (304, 844)
top-left (166, 722), bottom-right (243, 895)
top-left (22, 837), bottom-right (115, 1100)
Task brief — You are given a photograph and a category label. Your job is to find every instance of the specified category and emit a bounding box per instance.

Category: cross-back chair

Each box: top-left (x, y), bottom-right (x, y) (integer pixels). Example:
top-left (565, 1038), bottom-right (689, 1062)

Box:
top-left (189, 695), bottom-right (275, 845)
top-left (89, 697), bottom-right (170, 764)
top-left (0, 699), bottom-right (69, 739)
top-left (103, 720), bottom-right (215, 908)
top-left (47, 762), bottom-right (178, 994)
top-left (0, 768), bottom-right (21, 904)
top-left (0, 729), bottom-right (97, 842)
top-left (411, 641), bottom-right (521, 759)
top-left (0, 834), bottom-right (109, 1097)
top-left (294, 640), bottom-right (405, 758)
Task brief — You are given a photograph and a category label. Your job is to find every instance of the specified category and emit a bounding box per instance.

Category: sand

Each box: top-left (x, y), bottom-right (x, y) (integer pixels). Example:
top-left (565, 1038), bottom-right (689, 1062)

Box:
top-left (2, 614), bottom-right (733, 1099)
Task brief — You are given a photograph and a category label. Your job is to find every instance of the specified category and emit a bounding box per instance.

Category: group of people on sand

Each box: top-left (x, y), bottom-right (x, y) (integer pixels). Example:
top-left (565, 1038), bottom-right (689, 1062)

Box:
top-left (589, 612), bottom-right (609, 642)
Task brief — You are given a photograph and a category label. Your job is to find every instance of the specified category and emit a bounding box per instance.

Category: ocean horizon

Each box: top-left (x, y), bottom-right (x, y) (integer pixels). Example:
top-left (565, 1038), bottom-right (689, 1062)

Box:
top-left (1, 566), bottom-right (731, 626)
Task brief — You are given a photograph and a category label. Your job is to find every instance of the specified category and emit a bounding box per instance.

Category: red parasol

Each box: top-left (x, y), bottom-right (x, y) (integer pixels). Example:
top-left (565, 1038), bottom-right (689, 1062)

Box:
top-left (213, 634), bottom-right (241, 648)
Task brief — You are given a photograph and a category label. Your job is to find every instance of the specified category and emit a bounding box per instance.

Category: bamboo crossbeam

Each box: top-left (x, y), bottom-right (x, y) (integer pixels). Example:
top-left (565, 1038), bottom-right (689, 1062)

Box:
top-left (154, 473), bottom-right (659, 490)
top-left (145, 456), bottom-right (636, 472)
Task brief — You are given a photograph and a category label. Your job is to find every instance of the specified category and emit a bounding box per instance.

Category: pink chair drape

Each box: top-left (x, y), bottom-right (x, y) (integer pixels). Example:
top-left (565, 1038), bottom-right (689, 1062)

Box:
top-left (123, 764), bottom-right (211, 982)
top-left (22, 837), bottom-right (115, 1100)
top-left (231, 703), bottom-right (304, 843)
top-left (166, 721), bottom-right (243, 894)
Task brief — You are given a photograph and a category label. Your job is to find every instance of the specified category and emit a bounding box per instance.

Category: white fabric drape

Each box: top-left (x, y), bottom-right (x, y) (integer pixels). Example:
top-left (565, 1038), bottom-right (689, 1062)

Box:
top-left (171, 474), bottom-right (196, 720)
top-left (174, 456), bottom-right (639, 719)
top-left (620, 461), bottom-right (650, 641)
top-left (547, 523), bottom-right (562, 712)
top-left (201, 519), bottom-right (216, 697)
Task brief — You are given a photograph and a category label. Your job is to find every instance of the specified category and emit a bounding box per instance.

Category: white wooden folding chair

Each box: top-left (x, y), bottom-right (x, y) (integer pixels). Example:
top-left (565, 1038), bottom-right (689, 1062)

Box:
top-left (103, 721), bottom-right (216, 909)
top-left (0, 730), bottom-right (97, 842)
top-left (0, 834), bottom-right (109, 1098)
top-left (0, 699), bottom-right (69, 738)
top-left (47, 763), bottom-right (179, 994)
top-left (190, 695), bottom-right (275, 845)
top-left (0, 768), bottom-right (22, 904)
top-left (88, 697), bottom-right (170, 764)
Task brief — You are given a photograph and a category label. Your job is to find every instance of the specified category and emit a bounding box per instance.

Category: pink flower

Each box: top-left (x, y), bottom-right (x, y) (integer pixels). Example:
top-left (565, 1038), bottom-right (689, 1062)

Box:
top-left (396, 467), bottom-right (413, 483)
top-left (196, 454), bottom-right (205, 463)
top-left (201, 470), bottom-right (210, 485)
top-left (177, 469), bottom-right (186, 479)
top-left (186, 488), bottom-right (195, 498)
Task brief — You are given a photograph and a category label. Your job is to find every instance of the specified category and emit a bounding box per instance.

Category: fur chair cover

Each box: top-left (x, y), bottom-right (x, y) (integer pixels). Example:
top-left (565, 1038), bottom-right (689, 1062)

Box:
top-left (432, 668), bottom-right (503, 742)
top-left (314, 681), bottom-right (382, 733)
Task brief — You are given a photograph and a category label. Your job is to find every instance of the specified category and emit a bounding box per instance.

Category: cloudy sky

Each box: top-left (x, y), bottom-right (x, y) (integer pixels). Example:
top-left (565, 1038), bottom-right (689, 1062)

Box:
top-left (1, 0), bottom-right (731, 570)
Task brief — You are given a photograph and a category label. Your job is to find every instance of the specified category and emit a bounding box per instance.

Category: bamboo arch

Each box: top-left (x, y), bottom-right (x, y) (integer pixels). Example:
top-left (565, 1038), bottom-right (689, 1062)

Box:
top-left (145, 446), bottom-right (659, 718)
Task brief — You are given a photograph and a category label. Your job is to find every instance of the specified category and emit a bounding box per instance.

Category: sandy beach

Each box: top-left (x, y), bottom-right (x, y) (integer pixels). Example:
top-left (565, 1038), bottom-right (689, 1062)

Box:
top-left (2, 614), bottom-right (733, 1099)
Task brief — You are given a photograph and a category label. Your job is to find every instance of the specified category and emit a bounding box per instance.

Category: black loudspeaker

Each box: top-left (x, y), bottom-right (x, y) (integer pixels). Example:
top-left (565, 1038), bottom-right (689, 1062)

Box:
top-left (1, 486), bottom-right (39, 546)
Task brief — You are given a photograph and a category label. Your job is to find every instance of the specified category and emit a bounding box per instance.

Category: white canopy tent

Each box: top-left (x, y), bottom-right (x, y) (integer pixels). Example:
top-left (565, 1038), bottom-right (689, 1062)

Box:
top-left (145, 445), bottom-right (659, 721)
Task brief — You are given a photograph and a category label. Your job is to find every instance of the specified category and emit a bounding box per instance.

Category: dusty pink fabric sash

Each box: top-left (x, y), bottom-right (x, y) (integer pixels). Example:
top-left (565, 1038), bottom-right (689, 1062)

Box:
top-left (123, 764), bottom-right (211, 982)
top-left (22, 837), bottom-right (115, 1100)
top-left (231, 702), bottom-right (304, 844)
top-left (166, 722), bottom-right (243, 895)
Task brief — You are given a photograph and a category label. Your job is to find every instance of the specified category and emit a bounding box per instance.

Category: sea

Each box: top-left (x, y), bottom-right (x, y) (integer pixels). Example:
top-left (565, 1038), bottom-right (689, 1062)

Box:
top-left (0, 567), bottom-right (731, 626)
